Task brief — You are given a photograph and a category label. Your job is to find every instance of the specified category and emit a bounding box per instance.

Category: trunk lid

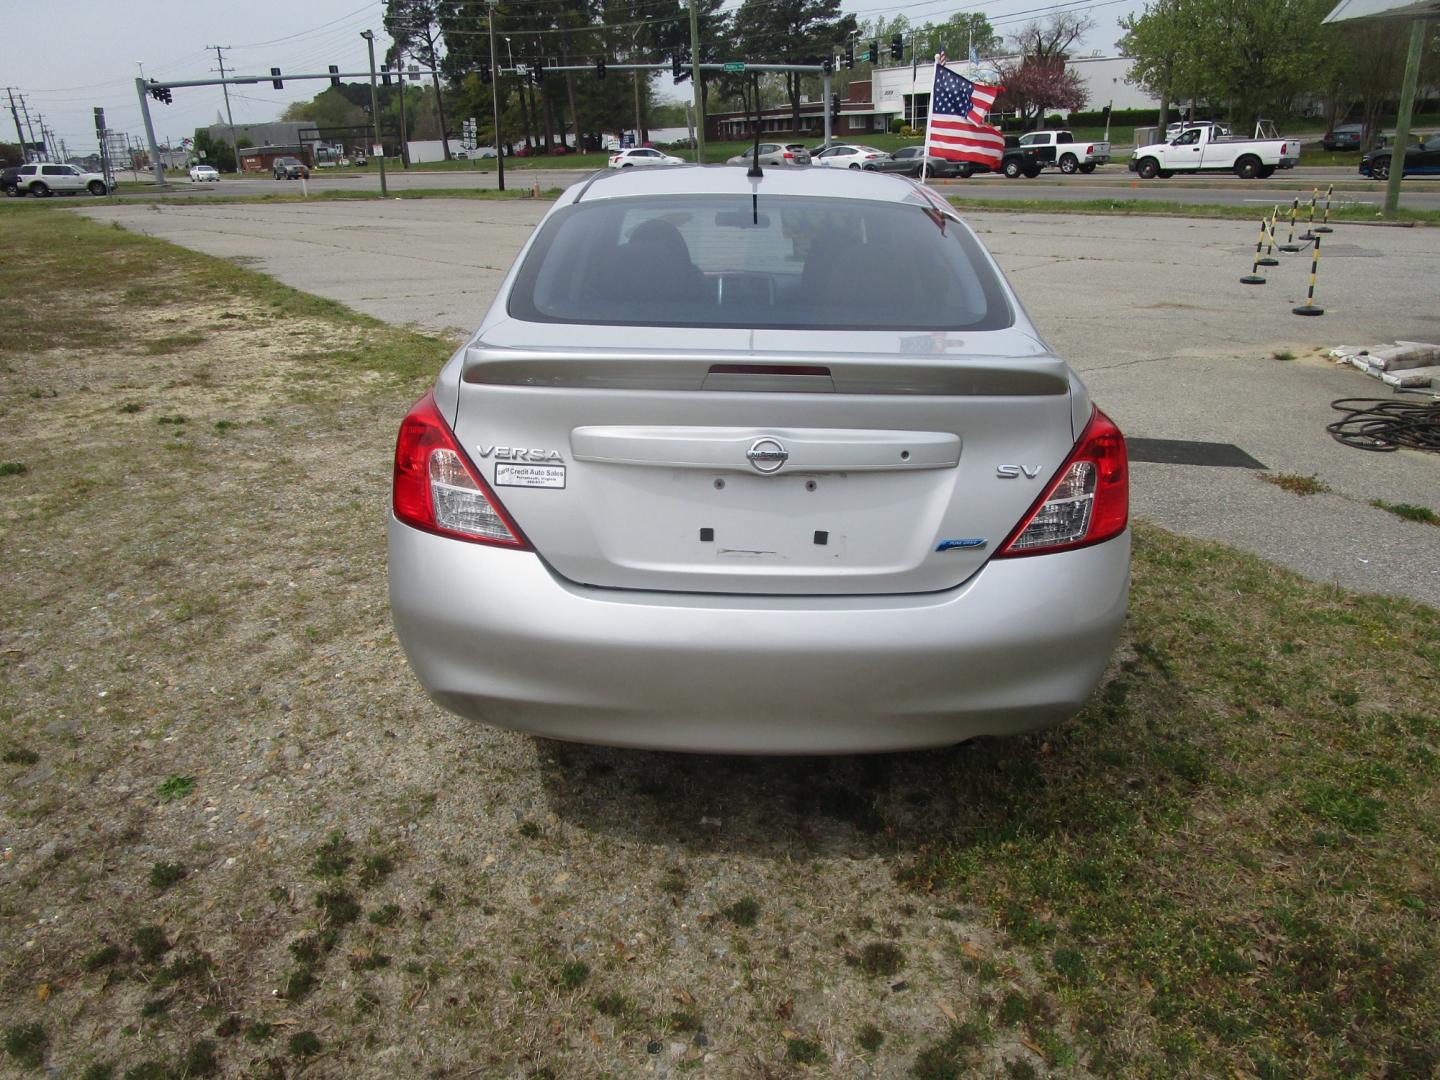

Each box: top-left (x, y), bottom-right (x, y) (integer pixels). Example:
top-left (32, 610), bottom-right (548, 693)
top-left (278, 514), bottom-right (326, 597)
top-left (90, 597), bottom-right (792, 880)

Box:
top-left (451, 325), bottom-right (1076, 596)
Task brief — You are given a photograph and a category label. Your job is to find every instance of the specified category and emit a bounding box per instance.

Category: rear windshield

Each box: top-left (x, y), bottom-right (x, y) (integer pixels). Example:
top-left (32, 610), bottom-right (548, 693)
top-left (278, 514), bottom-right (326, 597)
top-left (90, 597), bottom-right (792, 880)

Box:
top-left (507, 194), bottom-right (1012, 331)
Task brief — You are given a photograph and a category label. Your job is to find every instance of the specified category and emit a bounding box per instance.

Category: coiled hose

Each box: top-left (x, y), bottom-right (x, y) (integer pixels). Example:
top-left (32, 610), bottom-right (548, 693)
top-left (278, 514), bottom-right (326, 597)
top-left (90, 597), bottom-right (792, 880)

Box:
top-left (1327, 397), bottom-right (1440, 453)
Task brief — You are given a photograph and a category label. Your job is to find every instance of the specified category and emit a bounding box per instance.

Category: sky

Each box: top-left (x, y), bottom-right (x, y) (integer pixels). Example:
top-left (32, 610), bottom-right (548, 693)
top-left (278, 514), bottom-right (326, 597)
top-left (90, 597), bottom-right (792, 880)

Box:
top-left (1, 0), bottom-right (1140, 157)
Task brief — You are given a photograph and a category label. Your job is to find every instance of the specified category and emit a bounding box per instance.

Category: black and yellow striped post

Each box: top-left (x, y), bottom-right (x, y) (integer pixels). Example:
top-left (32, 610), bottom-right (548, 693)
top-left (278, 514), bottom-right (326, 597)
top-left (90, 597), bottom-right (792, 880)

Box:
top-left (1293, 234), bottom-right (1323, 316)
top-left (1315, 184), bottom-right (1335, 234)
top-left (1299, 188), bottom-right (1319, 241)
top-left (1241, 217), bottom-right (1269, 284)
top-left (1258, 204), bottom-right (1280, 267)
top-left (1279, 196), bottom-right (1303, 252)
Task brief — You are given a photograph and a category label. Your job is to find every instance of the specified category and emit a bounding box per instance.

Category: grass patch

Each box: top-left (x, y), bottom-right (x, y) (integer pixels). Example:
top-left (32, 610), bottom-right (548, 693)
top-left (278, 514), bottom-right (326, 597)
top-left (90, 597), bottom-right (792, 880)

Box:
top-left (899, 523), bottom-right (1440, 1078)
top-left (4, 1022), bottom-right (47, 1069)
top-left (1370, 499), bottom-right (1439, 525)
top-left (0, 461), bottom-right (27, 477)
top-left (3, 747), bottom-right (40, 765)
top-left (156, 775), bottom-right (195, 801)
top-left (720, 896), bottom-right (760, 928)
top-left (1259, 472), bottom-right (1330, 496)
top-left (148, 861), bottom-right (186, 890)
top-left (367, 903), bottom-right (401, 927)
top-left (857, 1023), bottom-right (885, 1052)
top-left (784, 1037), bottom-right (826, 1066)
top-left (287, 1030), bottom-right (322, 1058)
top-left (131, 926), bottom-right (170, 964)
top-left (557, 960), bottom-right (590, 989)
top-left (1272, 349), bottom-right (1295, 361)
top-left (854, 941), bottom-right (905, 978)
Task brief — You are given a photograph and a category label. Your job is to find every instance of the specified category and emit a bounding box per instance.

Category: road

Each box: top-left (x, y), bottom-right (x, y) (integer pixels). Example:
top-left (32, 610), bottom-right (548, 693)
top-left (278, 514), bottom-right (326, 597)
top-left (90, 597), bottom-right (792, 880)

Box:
top-left (128, 163), bottom-right (1440, 211)
top-left (80, 199), bottom-right (1440, 609)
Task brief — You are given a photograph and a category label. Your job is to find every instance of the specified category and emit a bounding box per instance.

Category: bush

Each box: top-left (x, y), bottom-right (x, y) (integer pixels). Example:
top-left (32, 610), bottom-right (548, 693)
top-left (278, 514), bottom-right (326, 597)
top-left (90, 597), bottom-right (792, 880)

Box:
top-left (1045, 114), bottom-right (1064, 127)
top-left (1067, 107), bottom-right (1160, 127)
top-left (889, 117), bottom-right (905, 134)
top-left (899, 125), bottom-right (922, 139)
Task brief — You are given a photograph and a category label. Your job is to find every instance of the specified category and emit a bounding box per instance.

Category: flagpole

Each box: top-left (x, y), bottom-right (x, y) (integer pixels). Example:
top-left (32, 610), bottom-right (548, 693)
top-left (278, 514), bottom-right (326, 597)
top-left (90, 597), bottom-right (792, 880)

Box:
top-left (920, 55), bottom-right (938, 185)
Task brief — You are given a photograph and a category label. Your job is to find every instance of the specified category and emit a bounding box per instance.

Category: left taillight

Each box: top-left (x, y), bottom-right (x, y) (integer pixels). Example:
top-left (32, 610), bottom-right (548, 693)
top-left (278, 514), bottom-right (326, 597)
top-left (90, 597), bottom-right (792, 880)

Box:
top-left (392, 391), bottom-right (530, 549)
top-left (995, 407), bottom-right (1128, 558)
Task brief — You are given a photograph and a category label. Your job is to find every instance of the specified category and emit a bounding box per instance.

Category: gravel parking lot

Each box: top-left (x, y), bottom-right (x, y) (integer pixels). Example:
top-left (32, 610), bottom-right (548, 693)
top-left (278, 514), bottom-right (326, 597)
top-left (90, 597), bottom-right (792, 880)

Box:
top-left (84, 198), bottom-right (1440, 608)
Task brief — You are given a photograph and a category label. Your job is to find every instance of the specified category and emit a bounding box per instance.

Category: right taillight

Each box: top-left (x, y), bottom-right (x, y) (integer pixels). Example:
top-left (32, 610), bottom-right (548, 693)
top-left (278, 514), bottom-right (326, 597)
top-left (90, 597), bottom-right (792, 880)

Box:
top-left (995, 408), bottom-right (1128, 558)
top-left (392, 391), bottom-right (530, 549)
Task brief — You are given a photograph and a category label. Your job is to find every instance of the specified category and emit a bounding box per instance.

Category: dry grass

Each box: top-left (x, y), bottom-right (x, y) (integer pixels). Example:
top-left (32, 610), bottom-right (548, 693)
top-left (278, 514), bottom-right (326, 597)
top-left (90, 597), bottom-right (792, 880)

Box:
top-left (2, 201), bottom-right (1437, 1079)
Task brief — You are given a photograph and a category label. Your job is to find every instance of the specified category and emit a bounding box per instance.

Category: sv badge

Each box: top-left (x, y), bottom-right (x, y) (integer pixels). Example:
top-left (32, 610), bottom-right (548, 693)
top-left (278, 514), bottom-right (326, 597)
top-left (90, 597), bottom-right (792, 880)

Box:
top-left (996, 464), bottom-right (1042, 479)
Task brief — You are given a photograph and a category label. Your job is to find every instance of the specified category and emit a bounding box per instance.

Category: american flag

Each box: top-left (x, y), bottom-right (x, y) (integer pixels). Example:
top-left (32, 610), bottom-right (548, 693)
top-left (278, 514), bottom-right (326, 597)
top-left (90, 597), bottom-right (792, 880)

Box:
top-left (923, 59), bottom-right (1003, 169)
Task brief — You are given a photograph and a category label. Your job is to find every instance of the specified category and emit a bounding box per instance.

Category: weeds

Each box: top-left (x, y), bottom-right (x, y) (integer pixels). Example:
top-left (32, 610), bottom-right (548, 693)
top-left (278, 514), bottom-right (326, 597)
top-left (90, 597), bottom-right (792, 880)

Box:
top-left (720, 897), bottom-right (760, 928)
top-left (4, 1023), bottom-right (47, 1069)
top-left (156, 775), bottom-right (195, 801)
top-left (148, 862), bottom-right (186, 890)
top-left (1259, 472), bottom-right (1330, 496)
top-left (1371, 499), bottom-right (1439, 526)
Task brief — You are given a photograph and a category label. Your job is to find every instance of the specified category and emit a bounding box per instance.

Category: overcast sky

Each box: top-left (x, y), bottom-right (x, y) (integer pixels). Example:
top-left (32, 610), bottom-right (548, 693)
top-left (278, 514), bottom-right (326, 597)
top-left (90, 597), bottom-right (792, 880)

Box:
top-left (2, 0), bottom-right (1137, 155)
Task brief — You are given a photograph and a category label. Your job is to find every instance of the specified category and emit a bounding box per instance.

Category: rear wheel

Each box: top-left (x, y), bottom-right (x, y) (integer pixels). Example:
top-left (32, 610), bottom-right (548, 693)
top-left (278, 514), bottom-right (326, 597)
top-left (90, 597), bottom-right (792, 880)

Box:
top-left (1371, 157), bottom-right (1390, 180)
top-left (29, 181), bottom-right (50, 197)
top-left (1159, 170), bottom-right (1175, 179)
top-left (1258, 165), bottom-right (1276, 178)
top-left (1059, 154), bottom-right (1078, 174)
top-left (1137, 158), bottom-right (1159, 180)
top-left (88, 180), bottom-right (107, 196)
top-left (1078, 162), bottom-right (1096, 174)
top-left (2, 184), bottom-right (18, 197)
top-left (1235, 155), bottom-right (1261, 179)
top-left (1023, 164), bottom-right (1041, 178)
top-left (1003, 159), bottom-right (1022, 178)
top-left (958, 163), bottom-right (974, 179)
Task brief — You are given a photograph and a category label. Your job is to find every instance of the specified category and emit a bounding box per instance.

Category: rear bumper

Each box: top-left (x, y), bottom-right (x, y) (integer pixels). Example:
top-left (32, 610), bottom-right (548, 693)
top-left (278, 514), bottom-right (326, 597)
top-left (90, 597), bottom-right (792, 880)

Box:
top-left (388, 519), bottom-right (1130, 754)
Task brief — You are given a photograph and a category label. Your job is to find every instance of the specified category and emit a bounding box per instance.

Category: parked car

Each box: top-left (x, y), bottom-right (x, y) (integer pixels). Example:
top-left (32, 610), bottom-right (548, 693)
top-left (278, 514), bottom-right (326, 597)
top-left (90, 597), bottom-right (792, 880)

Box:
top-left (812, 144), bottom-right (890, 168)
top-left (3, 162), bottom-right (114, 197)
top-left (863, 145), bottom-right (966, 178)
top-left (0, 165), bottom-right (24, 196)
top-left (607, 147), bottom-right (685, 168)
top-left (188, 164), bottom-right (220, 182)
top-left (272, 157), bottom-right (309, 180)
top-left (724, 142), bottom-right (811, 167)
top-left (386, 166), bottom-right (1131, 754)
top-left (1360, 133), bottom-right (1440, 180)
top-left (1322, 124), bottom-right (1364, 152)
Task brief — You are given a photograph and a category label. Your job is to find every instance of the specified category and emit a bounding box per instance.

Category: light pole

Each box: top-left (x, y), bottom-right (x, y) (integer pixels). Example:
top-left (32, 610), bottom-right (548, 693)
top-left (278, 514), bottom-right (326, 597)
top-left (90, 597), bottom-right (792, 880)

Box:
top-left (360, 30), bottom-right (387, 197)
top-left (488, 2), bottom-right (505, 191)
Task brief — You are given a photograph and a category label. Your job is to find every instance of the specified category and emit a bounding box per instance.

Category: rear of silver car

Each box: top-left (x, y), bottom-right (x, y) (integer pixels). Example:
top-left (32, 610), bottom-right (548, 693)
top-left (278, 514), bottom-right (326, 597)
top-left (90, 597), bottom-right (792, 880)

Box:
top-left (388, 169), bottom-right (1129, 753)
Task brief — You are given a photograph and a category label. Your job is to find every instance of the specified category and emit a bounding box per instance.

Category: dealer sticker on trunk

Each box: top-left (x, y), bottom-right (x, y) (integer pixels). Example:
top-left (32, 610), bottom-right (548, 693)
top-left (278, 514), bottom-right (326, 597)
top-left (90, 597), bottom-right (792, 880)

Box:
top-left (494, 463), bottom-right (566, 489)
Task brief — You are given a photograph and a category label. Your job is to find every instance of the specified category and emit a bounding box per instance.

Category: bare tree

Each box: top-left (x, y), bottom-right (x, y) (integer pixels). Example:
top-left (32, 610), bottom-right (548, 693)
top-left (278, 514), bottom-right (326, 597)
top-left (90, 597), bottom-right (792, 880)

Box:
top-left (1008, 12), bottom-right (1096, 63)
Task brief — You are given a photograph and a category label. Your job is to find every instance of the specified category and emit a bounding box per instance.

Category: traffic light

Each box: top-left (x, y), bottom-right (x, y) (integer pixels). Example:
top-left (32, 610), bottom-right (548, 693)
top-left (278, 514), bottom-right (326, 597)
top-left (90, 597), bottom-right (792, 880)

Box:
top-left (831, 93), bottom-right (840, 119)
top-left (822, 57), bottom-right (833, 75)
top-left (147, 81), bottom-right (172, 105)
top-left (270, 67), bottom-right (284, 90)
top-left (596, 59), bottom-right (606, 79)
top-left (891, 34), bottom-right (904, 60)
top-left (672, 53), bottom-right (689, 83)
top-left (870, 40), bottom-right (878, 64)
top-left (328, 65), bottom-right (340, 88)
top-left (382, 65), bottom-right (392, 86)
top-left (1101, 105), bottom-right (1112, 118)
top-left (479, 63), bottom-right (491, 85)
top-left (843, 41), bottom-right (854, 69)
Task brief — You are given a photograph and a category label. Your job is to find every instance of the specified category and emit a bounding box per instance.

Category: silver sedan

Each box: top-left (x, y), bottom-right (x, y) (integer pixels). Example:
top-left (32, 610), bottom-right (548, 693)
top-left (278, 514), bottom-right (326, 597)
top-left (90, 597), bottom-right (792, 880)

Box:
top-left (388, 166), bottom-right (1130, 754)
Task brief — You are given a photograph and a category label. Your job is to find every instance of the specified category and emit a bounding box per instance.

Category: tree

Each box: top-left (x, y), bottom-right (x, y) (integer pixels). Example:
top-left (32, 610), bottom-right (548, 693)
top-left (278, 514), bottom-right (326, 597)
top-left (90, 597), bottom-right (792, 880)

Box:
top-left (191, 129), bottom-right (235, 173)
top-left (387, 0), bottom-right (454, 157)
top-left (1009, 12), bottom-right (1095, 65)
top-left (733, 0), bottom-right (855, 134)
top-left (994, 58), bottom-right (1088, 126)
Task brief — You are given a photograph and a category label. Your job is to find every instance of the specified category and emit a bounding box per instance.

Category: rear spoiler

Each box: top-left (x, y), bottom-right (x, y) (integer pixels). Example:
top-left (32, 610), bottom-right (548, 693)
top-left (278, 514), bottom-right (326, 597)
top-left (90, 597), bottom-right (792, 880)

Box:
top-left (461, 348), bottom-right (1070, 397)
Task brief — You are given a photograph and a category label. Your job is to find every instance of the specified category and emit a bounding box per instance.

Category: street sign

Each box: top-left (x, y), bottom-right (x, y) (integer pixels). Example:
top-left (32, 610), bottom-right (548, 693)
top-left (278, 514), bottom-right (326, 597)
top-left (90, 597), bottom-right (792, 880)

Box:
top-left (723, 62), bottom-right (746, 73)
top-left (514, 64), bottom-right (529, 77)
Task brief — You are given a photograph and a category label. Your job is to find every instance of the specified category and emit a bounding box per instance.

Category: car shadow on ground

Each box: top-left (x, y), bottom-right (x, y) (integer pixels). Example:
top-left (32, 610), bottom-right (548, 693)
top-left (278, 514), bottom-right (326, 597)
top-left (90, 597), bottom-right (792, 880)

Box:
top-left (531, 729), bottom-right (1059, 861)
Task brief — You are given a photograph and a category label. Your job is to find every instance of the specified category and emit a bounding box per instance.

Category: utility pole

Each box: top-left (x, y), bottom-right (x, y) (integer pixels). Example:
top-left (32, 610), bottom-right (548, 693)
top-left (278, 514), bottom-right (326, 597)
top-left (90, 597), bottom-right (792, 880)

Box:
top-left (134, 77), bottom-right (169, 186)
top-left (688, 0), bottom-right (704, 162)
top-left (1384, 18), bottom-right (1428, 219)
top-left (488, 1), bottom-right (505, 191)
top-left (6, 88), bottom-right (25, 151)
top-left (20, 97), bottom-right (39, 159)
top-left (391, 47), bottom-right (410, 167)
top-left (360, 30), bottom-right (388, 197)
top-left (207, 45), bottom-right (239, 173)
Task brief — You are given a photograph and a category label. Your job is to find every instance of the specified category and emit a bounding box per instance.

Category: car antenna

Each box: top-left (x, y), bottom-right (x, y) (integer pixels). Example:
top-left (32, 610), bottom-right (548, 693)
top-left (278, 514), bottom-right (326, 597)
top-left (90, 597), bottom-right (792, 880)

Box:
top-left (747, 73), bottom-right (763, 225)
top-left (748, 73), bottom-right (763, 180)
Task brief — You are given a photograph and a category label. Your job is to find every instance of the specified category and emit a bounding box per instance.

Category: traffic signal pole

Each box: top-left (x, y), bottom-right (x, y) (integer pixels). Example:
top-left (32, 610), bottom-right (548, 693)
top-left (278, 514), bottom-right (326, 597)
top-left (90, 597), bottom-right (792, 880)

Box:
top-left (133, 78), bottom-right (169, 187)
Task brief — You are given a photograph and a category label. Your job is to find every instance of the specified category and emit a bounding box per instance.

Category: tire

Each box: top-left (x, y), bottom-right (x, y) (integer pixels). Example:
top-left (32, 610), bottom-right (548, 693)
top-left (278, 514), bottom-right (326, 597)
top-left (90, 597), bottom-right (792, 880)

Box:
top-left (1137, 158), bottom-right (1160, 180)
top-left (1371, 158), bottom-right (1390, 180)
top-left (1023, 164), bottom-right (1041, 178)
top-left (1078, 162), bottom-right (1096, 174)
top-left (848, 162), bottom-right (860, 169)
top-left (29, 181), bottom-right (50, 197)
top-left (1059, 154), bottom-right (1078, 174)
top-left (1235, 155), bottom-right (1261, 179)
top-left (1159, 170), bottom-right (1175, 179)
top-left (1003, 159), bottom-right (1022, 179)
top-left (88, 180), bottom-right (107, 196)
top-left (958, 163), bottom-right (974, 179)
top-left (621, 163), bottom-right (633, 168)
top-left (1258, 165), bottom-right (1275, 179)
top-left (2, 184), bottom-right (17, 198)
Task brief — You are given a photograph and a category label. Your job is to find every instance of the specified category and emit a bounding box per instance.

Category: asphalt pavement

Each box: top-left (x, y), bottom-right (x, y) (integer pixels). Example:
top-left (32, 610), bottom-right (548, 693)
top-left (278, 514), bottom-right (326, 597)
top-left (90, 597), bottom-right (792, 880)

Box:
top-left (80, 198), bottom-right (1440, 608)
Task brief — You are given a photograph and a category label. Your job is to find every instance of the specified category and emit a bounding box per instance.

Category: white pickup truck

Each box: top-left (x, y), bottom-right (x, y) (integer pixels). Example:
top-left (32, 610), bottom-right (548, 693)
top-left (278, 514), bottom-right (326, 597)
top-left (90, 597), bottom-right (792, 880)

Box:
top-left (1012, 129), bottom-right (1110, 174)
top-left (1129, 124), bottom-right (1299, 179)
